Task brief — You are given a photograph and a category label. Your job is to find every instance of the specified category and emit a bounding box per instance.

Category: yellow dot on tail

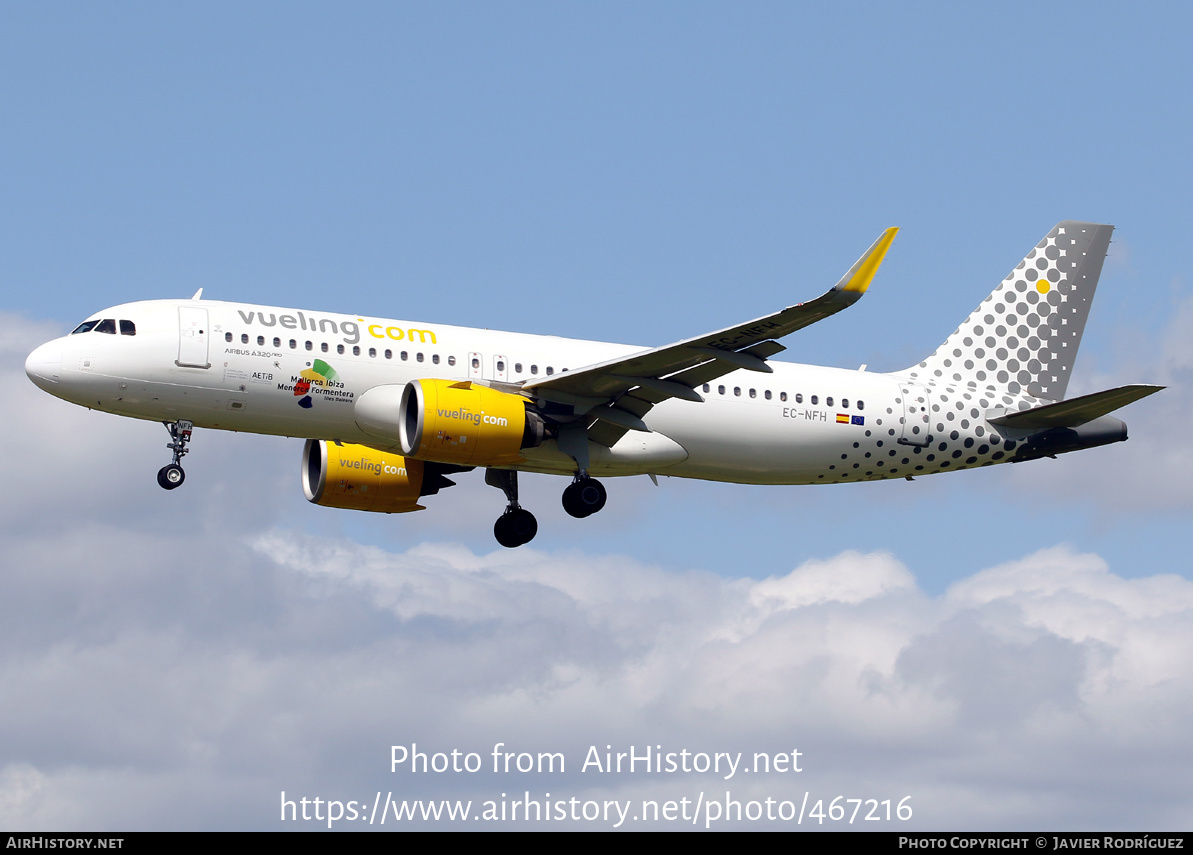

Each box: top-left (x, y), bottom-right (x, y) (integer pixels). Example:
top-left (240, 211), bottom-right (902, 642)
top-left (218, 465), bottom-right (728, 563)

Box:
top-left (1037, 281), bottom-right (1050, 294)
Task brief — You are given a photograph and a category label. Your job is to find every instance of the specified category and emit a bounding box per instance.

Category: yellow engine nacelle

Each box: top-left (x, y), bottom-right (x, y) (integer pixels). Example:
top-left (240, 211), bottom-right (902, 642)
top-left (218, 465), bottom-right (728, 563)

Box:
top-left (398, 379), bottom-right (544, 467)
top-left (302, 439), bottom-right (425, 514)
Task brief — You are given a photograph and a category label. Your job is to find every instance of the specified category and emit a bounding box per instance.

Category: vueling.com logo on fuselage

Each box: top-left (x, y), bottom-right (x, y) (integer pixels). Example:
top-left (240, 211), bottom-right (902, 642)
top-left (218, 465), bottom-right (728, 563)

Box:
top-left (237, 309), bottom-right (438, 346)
top-left (438, 407), bottom-right (508, 427)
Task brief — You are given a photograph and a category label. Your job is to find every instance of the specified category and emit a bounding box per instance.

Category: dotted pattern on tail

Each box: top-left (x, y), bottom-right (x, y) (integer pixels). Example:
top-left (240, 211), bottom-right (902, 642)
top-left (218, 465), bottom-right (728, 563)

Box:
top-left (907, 221), bottom-right (1114, 401)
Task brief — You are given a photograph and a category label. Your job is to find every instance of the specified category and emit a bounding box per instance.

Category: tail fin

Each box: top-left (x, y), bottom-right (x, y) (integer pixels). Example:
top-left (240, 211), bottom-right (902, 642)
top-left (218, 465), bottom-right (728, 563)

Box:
top-left (905, 221), bottom-right (1114, 400)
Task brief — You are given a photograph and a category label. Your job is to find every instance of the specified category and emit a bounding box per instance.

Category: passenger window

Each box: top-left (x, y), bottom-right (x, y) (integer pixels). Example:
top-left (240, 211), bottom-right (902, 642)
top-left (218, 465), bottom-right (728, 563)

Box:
top-left (515, 363), bottom-right (523, 374)
top-left (826, 397), bottom-right (833, 407)
top-left (765, 390), bottom-right (772, 400)
top-left (811, 395), bottom-right (819, 405)
top-left (120, 320), bottom-right (136, 336)
top-left (321, 343), bottom-right (328, 353)
top-left (401, 351), bottom-right (408, 361)
top-left (273, 337), bottom-right (281, 348)
top-left (718, 385), bottom-right (726, 395)
top-left (95, 319), bottom-right (116, 334)
top-left (289, 339), bottom-right (297, 349)
top-left (734, 387), bottom-right (741, 396)
top-left (385, 349), bottom-right (392, 359)
top-left (703, 384), bottom-right (710, 392)
top-left (368, 347), bottom-right (376, 357)
top-left (842, 398), bottom-right (849, 408)
top-left (432, 354), bottom-right (440, 364)
top-left (749, 388), bottom-right (756, 398)
top-left (448, 356), bottom-right (456, 366)
top-left (257, 336), bottom-right (265, 346)
top-left (225, 332), bottom-right (233, 342)
top-left (471, 357), bottom-right (480, 369)
top-left (353, 346), bottom-right (361, 356)
top-left (795, 393), bottom-right (803, 404)
top-left (781, 392), bottom-right (788, 402)
top-left (305, 341), bottom-right (313, 351)
top-left (496, 360), bottom-right (505, 372)
top-left (417, 352), bottom-right (424, 363)
top-left (546, 366), bottom-right (554, 375)
top-left (530, 364), bottom-right (538, 374)
top-left (71, 321), bottom-right (99, 335)
top-left (336, 344), bottom-right (344, 354)
top-left (857, 400), bottom-right (865, 410)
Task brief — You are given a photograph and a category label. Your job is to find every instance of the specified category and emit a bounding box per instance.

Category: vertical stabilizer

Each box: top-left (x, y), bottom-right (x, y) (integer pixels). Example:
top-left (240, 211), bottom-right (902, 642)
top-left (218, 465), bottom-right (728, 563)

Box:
top-left (905, 221), bottom-right (1113, 400)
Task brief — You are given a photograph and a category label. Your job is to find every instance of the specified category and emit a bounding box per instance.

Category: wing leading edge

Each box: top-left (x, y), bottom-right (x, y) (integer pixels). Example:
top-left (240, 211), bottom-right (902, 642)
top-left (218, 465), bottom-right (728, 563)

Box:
top-left (522, 227), bottom-right (899, 446)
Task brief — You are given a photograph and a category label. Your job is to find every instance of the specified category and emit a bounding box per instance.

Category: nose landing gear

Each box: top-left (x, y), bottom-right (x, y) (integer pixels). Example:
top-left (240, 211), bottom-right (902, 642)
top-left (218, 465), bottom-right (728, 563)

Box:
top-left (157, 420), bottom-right (193, 490)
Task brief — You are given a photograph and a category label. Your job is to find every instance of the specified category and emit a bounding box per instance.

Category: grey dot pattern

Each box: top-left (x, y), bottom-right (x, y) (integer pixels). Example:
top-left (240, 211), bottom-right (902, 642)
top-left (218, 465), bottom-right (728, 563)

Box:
top-left (814, 222), bottom-right (1114, 486)
top-left (906, 222), bottom-right (1113, 401)
top-left (821, 385), bottom-right (1027, 482)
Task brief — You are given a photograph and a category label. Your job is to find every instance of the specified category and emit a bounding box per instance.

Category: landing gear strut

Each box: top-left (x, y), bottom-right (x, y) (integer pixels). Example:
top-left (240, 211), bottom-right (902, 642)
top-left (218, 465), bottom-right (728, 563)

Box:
top-left (486, 469), bottom-right (537, 548)
top-left (157, 420), bottom-right (193, 490)
top-left (562, 474), bottom-right (606, 518)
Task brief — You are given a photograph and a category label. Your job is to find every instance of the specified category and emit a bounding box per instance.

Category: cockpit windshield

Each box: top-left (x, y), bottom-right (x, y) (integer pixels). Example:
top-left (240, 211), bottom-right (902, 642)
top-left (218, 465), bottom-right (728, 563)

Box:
top-left (71, 318), bottom-right (136, 336)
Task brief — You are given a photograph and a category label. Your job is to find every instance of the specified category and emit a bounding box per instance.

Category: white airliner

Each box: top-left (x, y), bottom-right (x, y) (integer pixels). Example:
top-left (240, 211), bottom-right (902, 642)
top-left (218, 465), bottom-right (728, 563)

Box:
top-left (25, 221), bottom-right (1161, 547)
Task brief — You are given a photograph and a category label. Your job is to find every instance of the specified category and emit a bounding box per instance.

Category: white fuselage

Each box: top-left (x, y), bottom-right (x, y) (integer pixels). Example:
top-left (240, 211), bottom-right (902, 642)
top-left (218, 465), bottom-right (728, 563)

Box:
top-left (25, 298), bottom-right (1032, 486)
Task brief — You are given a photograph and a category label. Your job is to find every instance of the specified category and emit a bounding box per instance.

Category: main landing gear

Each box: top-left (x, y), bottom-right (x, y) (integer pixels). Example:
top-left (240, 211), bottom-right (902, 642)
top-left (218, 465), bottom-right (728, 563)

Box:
top-left (157, 420), bottom-right (193, 490)
top-left (486, 469), bottom-right (538, 548)
top-left (562, 474), bottom-right (606, 518)
top-left (485, 469), bottom-right (609, 548)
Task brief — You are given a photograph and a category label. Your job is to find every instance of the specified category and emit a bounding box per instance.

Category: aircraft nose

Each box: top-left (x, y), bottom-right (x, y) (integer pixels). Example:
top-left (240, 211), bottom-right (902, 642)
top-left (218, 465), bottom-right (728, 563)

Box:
top-left (25, 338), bottom-right (63, 390)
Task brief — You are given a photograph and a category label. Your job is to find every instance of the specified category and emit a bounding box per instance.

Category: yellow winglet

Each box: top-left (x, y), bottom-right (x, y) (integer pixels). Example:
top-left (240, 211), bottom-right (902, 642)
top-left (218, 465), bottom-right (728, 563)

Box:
top-left (835, 227), bottom-right (899, 294)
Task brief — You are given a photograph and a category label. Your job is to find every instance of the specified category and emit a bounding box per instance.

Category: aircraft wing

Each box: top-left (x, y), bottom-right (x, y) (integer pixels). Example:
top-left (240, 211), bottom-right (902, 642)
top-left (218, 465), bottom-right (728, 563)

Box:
top-left (522, 227), bottom-right (898, 445)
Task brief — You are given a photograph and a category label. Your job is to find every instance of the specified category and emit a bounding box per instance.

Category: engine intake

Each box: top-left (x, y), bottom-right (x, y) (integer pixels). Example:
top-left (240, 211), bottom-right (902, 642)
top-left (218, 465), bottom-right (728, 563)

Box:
top-left (395, 379), bottom-right (544, 466)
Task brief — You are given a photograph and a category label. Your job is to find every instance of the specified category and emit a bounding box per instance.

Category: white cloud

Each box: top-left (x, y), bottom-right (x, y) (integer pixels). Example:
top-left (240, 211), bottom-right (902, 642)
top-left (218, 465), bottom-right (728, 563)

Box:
top-left (4, 316), bottom-right (1189, 830)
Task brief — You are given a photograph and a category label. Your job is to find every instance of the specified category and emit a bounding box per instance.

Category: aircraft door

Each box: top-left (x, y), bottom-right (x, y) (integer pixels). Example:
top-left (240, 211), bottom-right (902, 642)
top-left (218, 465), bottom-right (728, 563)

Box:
top-left (898, 383), bottom-right (931, 446)
top-left (468, 352), bottom-right (483, 380)
top-left (177, 306), bottom-right (211, 369)
top-left (493, 354), bottom-right (508, 382)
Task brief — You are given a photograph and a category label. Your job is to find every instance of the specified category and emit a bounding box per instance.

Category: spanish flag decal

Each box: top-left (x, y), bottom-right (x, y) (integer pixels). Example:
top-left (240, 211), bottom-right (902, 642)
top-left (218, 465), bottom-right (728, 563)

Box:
top-left (836, 413), bottom-right (850, 424)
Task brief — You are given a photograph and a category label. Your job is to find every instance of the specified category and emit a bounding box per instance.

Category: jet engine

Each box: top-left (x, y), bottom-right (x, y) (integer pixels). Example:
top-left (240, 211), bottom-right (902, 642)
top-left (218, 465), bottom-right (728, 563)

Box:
top-left (387, 379), bottom-right (545, 467)
top-left (302, 439), bottom-right (427, 513)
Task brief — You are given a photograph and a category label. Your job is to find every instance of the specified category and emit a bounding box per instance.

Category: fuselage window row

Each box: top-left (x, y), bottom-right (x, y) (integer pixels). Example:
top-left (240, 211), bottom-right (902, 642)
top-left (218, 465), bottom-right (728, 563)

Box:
top-left (222, 329), bottom-right (576, 379)
top-left (226, 330), bottom-right (462, 367)
top-left (219, 328), bottom-right (580, 385)
top-left (700, 382), bottom-right (863, 410)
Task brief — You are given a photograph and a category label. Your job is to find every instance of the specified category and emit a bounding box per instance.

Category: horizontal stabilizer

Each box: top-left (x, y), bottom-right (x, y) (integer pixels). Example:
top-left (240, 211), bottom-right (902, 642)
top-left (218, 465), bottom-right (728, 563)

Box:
top-left (987, 384), bottom-right (1163, 430)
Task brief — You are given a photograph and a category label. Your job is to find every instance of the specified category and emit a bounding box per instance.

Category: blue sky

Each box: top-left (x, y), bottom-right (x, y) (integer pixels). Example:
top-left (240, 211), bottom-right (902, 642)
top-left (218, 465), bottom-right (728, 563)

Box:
top-left (2, 2), bottom-right (1191, 830)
